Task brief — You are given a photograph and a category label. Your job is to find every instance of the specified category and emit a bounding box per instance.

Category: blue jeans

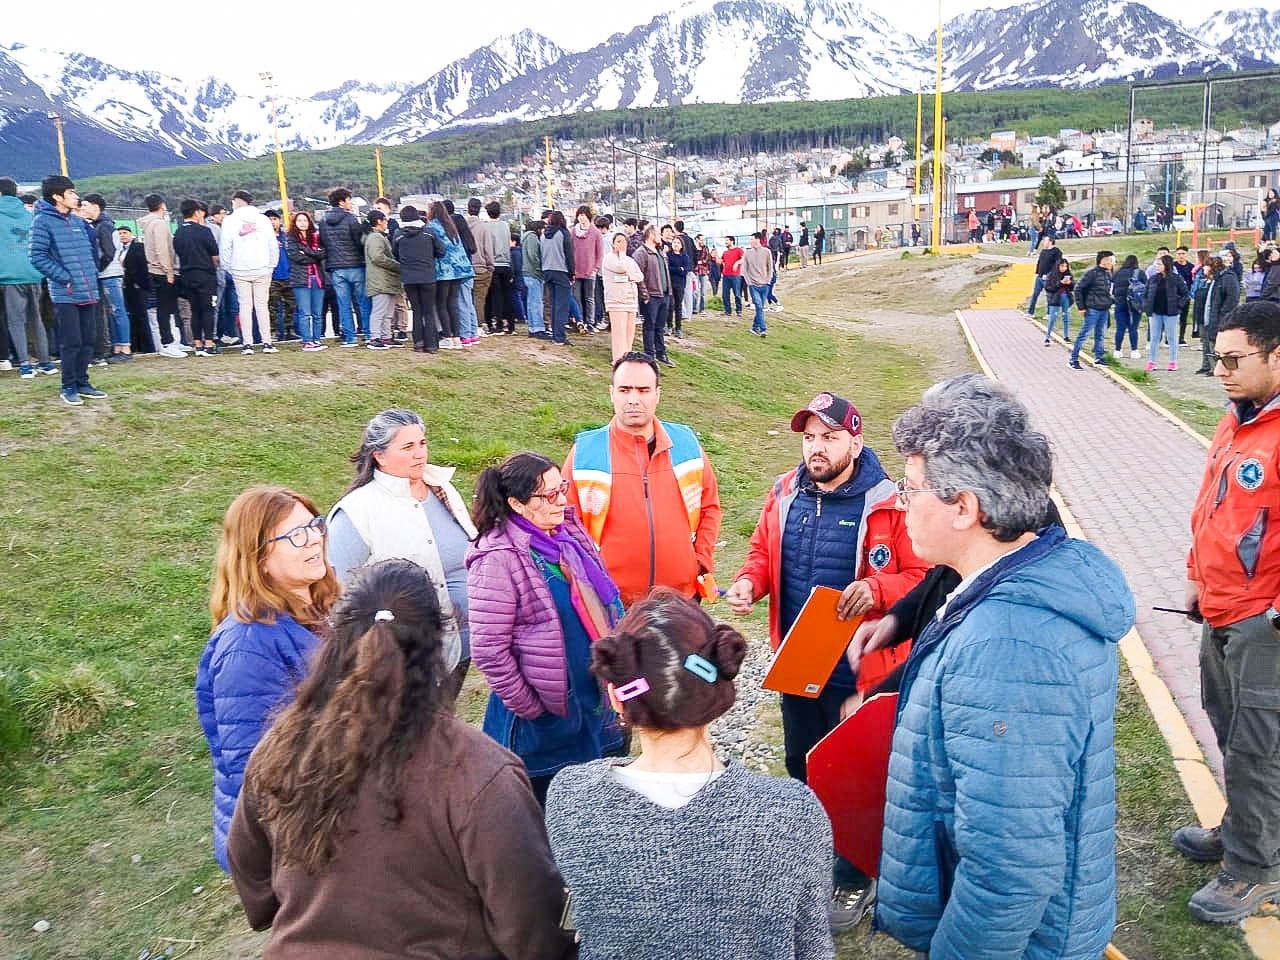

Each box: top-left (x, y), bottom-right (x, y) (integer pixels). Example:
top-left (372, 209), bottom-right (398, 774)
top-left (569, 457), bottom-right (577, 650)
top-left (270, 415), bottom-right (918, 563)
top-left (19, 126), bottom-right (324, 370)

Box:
top-left (1149, 314), bottom-right (1179, 364)
top-left (1071, 308), bottom-right (1109, 364)
top-left (640, 295), bottom-right (669, 359)
top-left (99, 277), bottom-right (129, 347)
top-left (1046, 294), bottom-right (1070, 339)
top-left (329, 267), bottom-right (368, 342)
top-left (1113, 302), bottom-right (1138, 351)
top-left (1028, 275), bottom-right (1045, 312)
top-left (544, 271), bottom-right (571, 342)
top-left (217, 273), bottom-right (239, 338)
top-left (722, 275), bottom-right (743, 314)
top-left (695, 274), bottom-right (709, 313)
top-left (294, 286), bottom-right (325, 342)
top-left (453, 278), bottom-right (478, 340)
top-left (524, 276), bottom-right (545, 333)
top-left (1027, 226), bottom-right (1039, 254)
top-left (749, 284), bottom-right (769, 333)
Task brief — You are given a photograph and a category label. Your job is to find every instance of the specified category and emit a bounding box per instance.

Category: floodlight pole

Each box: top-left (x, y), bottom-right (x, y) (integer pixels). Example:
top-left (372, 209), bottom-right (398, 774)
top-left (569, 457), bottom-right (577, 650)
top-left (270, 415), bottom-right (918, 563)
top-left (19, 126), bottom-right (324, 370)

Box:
top-left (930, 0), bottom-right (944, 250)
top-left (259, 72), bottom-right (290, 222)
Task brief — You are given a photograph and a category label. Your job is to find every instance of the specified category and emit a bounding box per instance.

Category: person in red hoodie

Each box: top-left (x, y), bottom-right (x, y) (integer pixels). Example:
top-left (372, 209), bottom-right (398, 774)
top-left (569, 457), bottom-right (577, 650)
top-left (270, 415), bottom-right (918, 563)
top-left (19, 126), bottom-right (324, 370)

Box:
top-left (564, 352), bottom-right (722, 607)
top-left (725, 391), bottom-right (928, 932)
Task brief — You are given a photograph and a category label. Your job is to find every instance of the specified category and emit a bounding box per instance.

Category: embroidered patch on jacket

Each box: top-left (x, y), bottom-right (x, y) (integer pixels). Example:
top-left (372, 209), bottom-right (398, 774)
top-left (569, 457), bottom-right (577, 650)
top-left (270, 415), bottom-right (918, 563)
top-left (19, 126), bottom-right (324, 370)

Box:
top-left (1237, 458), bottom-right (1264, 491)
top-left (868, 543), bottom-right (892, 570)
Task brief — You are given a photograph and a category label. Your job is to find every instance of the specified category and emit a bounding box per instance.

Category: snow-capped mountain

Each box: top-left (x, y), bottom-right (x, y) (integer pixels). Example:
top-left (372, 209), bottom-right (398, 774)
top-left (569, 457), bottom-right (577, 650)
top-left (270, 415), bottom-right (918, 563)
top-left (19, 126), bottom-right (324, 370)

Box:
top-left (1197, 9), bottom-right (1280, 69)
top-left (937, 0), bottom-right (1240, 90)
top-left (357, 30), bottom-right (566, 143)
top-left (1, 0), bottom-right (1276, 179)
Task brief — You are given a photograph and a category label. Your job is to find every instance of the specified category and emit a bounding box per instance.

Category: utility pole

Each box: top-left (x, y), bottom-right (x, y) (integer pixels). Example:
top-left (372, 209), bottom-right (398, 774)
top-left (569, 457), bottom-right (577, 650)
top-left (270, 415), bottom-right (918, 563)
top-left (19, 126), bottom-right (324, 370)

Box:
top-left (259, 72), bottom-right (290, 221)
top-left (914, 87), bottom-right (922, 224)
top-left (374, 147), bottom-right (384, 200)
top-left (930, 0), bottom-right (944, 250)
top-left (47, 113), bottom-right (68, 176)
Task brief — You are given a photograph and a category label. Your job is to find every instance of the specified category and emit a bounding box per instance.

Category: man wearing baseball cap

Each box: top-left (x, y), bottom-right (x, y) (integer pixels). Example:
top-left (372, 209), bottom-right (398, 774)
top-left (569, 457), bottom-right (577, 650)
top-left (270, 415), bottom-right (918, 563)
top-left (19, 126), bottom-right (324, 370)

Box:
top-left (726, 391), bottom-right (928, 931)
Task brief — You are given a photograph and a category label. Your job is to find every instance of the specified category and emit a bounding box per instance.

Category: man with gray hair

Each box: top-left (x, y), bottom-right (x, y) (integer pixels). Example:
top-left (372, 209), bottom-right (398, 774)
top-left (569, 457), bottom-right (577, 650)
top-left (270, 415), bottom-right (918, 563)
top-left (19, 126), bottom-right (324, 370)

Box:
top-left (875, 374), bottom-right (1135, 959)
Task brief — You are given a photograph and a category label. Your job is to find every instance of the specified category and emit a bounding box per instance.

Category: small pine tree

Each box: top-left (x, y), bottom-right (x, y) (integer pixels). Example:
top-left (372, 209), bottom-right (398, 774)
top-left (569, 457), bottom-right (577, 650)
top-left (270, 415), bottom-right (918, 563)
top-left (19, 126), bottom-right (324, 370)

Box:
top-left (1035, 169), bottom-right (1067, 209)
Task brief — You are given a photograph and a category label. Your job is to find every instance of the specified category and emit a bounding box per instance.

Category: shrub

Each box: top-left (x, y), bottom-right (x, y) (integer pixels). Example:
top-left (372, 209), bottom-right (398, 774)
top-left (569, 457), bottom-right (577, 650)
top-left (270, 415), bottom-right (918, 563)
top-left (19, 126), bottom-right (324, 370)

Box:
top-left (0, 671), bottom-right (31, 760)
top-left (23, 663), bottom-right (115, 739)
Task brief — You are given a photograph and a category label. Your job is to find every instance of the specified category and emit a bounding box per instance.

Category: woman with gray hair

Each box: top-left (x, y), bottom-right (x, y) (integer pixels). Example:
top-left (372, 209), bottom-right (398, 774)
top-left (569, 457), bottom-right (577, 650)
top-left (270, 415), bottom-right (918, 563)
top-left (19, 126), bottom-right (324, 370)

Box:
top-left (875, 373), bottom-right (1134, 960)
top-left (326, 409), bottom-right (477, 693)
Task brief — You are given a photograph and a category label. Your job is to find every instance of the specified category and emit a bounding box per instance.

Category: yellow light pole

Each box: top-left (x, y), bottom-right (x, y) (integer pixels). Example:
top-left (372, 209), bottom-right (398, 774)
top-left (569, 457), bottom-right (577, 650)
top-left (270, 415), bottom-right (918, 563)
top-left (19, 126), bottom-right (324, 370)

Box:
top-left (48, 113), bottom-right (68, 176)
top-left (374, 147), bottom-right (384, 199)
top-left (259, 71), bottom-right (290, 222)
top-left (914, 88), bottom-right (922, 223)
top-left (544, 136), bottom-right (554, 210)
top-left (930, 0), bottom-right (944, 251)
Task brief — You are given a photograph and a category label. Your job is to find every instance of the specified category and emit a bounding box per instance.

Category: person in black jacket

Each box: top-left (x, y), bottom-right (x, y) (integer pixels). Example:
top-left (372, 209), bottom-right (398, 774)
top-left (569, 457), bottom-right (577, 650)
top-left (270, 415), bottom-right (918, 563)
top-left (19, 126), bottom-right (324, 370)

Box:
top-left (1112, 254), bottom-right (1142, 359)
top-left (172, 198), bottom-right (221, 356)
top-left (79, 193), bottom-right (132, 364)
top-left (1144, 253), bottom-right (1190, 371)
top-left (319, 188), bottom-right (369, 345)
top-left (285, 211), bottom-right (326, 351)
top-left (119, 225), bottom-right (154, 353)
top-left (1069, 250), bottom-right (1114, 368)
top-left (1196, 256), bottom-right (1241, 374)
top-left (393, 206), bottom-right (446, 353)
top-left (1029, 235), bottom-right (1062, 314)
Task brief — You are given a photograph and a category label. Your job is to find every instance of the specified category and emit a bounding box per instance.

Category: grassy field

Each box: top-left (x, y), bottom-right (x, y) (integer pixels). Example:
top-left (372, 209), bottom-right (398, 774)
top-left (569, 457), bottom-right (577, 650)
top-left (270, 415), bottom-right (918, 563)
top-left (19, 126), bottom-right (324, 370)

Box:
top-left (0, 253), bottom-right (1247, 959)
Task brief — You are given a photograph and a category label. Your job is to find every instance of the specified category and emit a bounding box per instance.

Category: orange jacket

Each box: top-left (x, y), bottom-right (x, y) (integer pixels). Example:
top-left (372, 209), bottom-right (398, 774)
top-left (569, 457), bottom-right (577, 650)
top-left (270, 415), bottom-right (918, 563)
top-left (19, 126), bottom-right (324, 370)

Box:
top-left (1188, 397), bottom-right (1280, 627)
top-left (565, 420), bottom-right (722, 607)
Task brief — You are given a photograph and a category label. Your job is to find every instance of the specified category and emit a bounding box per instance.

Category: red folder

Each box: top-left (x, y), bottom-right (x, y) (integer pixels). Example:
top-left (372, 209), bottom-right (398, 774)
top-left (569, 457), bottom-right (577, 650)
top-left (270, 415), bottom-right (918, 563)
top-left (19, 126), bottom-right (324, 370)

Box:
top-left (806, 692), bottom-right (899, 877)
top-left (761, 585), bottom-right (863, 698)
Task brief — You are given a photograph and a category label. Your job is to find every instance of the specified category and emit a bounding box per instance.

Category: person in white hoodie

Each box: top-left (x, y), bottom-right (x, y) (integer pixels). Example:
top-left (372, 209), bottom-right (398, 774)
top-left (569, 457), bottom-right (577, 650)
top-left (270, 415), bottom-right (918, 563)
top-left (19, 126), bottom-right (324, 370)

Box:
top-left (219, 190), bottom-right (280, 354)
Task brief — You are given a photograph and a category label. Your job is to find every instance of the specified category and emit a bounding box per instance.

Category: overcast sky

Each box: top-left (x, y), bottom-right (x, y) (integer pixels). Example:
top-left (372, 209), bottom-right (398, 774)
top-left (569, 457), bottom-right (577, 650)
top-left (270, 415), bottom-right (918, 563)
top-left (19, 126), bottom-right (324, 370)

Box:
top-left (6, 0), bottom-right (1225, 96)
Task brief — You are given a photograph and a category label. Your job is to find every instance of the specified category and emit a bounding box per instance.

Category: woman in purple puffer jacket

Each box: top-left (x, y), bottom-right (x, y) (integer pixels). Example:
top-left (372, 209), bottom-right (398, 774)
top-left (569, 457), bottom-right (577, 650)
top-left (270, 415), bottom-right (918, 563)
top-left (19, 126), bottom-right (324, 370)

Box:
top-left (467, 451), bottom-right (624, 804)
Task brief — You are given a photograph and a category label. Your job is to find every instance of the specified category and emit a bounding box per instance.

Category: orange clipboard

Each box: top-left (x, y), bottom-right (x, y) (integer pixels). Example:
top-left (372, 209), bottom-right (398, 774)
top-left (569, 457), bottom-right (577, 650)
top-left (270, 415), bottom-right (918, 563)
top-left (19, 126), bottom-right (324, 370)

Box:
top-left (761, 585), bottom-right (863, 698)
top-left (806, 692), bottom-right (899, 877)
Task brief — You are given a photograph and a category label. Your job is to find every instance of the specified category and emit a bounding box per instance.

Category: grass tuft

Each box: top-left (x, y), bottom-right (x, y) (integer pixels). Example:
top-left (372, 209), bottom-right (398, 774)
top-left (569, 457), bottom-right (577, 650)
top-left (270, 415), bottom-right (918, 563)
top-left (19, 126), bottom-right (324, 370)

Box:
top-left (22, 663), bottom-right (116, 739)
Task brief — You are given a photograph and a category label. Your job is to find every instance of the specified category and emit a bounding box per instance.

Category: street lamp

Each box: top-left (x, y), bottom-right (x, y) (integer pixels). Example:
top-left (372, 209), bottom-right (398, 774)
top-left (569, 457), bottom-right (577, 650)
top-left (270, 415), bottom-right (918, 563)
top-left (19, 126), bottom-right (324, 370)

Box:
top-left (47, 112), bottom-right (68, 177)
top-left (259, 71), bottom-right (290, 221)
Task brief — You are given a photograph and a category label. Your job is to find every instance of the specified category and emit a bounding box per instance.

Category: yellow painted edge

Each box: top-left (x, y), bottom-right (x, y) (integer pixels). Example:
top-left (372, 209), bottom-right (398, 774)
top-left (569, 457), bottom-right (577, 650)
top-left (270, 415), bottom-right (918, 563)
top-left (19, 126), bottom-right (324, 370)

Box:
top-left (955, 309), bottom-right (1280, 958)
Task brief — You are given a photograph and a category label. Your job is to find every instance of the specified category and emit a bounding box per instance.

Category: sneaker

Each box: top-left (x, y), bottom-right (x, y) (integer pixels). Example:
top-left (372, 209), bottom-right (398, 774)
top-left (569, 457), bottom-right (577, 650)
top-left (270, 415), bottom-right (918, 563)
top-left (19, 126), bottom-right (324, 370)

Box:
top-left (90, 357), bottom-right (110, 367)
top-left (1043, 338), bottom-right (1051, 346)
top-left (340, 340), bottom-right (358, 347)
top-left (38, 363), bottom-right (58, 375)
top-left (242, 346), bottom-right (254, 355)
top-left (220, 334), bottom-right (241, 346)
top-left (106, 352), bottom-right (133, 364)
top-left (194, 349), bottom-right (211, 357)
top-left (1130, 349), bottom-right (1141, 360)
top-left (772, 304), bottom-right (784, 313)
top-left (1069, 361), bottom-right (1082, 369)
top-left (160, 343), bottom-right (187, 359)
top-left (658, 355), bottom-right (676, 367)
top-left (829, 879), bottom-right (876, 932)
top-left (300, 342), bottom-right (320, 352)
top-left (1188, 871), bottom-right (1280, 924)
top-left (262, 344), bottom-right (279, 354)
top-left (751, 329), bottom-right (767, 337)
top-left (1168, 361), bottom-right (1177, 371)
top-left (1145, 361), bottom-right (1156, 372)
top-left (529, 331), bottom-right (552, 341)
top-left (78, 385), bottom-right (108, 400)
top-left (19, 364), bottom-right (35, 379)
top-left (1172, 824), bottom-right (1224, 862)
top-left (366, 339), bottom-right (391, 350)
top-left (59, 387), bottom-right (83, 406)
top-left (176, 342), bottom-right (195, 352)
top-left (0, 359), bottom-right (10, 371)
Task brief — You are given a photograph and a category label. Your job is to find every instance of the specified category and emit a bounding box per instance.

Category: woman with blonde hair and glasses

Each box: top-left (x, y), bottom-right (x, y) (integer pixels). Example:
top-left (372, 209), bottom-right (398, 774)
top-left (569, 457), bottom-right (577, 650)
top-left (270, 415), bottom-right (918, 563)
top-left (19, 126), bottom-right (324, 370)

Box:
top-left (196, 485), bottom-right (339, 872)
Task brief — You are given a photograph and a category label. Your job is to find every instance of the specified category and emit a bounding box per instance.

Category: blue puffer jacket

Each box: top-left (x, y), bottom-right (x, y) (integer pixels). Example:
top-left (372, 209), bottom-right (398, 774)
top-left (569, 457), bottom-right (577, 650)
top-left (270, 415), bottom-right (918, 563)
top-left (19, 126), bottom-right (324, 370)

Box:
top-left (0, 195), bottom-right (45, 284)
top-left (29, 199), bottom-right (100, 304)
top-left (427, 217), bottom-right (475, 282)
top-left (877, 526), bottom-right (1134, 960)
top-left (194, 613), bottom-right (320, 870)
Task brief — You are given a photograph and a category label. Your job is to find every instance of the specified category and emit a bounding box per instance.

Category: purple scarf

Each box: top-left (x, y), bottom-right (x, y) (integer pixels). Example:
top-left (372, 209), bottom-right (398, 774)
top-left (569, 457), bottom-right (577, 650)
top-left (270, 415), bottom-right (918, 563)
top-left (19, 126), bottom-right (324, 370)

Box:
top-left (511, 515), bottom-right (621, 614)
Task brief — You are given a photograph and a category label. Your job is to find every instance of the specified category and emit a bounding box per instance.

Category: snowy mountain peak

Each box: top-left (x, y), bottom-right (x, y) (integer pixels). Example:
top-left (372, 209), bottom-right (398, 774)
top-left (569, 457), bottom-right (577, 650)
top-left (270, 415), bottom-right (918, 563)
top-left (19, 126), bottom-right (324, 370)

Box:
top-left (1197, 8), bottom-right (1280, 67)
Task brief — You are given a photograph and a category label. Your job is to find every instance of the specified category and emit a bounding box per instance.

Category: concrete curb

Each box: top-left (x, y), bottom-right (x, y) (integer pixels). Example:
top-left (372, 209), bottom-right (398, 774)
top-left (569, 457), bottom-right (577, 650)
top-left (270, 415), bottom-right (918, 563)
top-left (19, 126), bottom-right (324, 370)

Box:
top-left (955, 308), bottom-right (1280, 956)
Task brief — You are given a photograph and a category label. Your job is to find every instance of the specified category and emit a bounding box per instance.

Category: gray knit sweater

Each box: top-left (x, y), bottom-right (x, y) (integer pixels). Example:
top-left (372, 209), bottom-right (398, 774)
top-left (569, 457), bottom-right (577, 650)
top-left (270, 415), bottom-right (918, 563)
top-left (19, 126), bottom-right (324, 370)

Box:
top-left (545, 759), bottom-right (835, 960)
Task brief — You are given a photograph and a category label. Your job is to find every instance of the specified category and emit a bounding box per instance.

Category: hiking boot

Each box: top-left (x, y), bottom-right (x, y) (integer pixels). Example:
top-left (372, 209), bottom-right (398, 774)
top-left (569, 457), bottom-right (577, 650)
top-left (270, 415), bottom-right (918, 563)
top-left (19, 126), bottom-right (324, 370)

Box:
top-left (829, 878), bottom-right (876, 932)
top-left (1188, 871), bottom-right (1280, 923)
top-left (1172, 824), bottom-right (1223, 862)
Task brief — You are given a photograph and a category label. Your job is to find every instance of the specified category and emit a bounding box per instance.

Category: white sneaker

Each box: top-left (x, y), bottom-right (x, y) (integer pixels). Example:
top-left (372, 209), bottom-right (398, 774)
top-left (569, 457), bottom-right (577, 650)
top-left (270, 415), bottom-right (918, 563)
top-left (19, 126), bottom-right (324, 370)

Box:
top-left (262, 344), bottom-right (278, 354)
top-left (0, 360), bottom-right (11, 371)
top-left (220, 334), bottom-right (241, 346)
top-left (772, 304), bottom-right (784, 313)
top-left (160, 343), bottom-right (187, 358)
top-left (1130, 349), bottom-right (1141, 360)
top-left (242, 346), bottom-right (254, 355)
top-left (177, 342), bottom-right (195, 352)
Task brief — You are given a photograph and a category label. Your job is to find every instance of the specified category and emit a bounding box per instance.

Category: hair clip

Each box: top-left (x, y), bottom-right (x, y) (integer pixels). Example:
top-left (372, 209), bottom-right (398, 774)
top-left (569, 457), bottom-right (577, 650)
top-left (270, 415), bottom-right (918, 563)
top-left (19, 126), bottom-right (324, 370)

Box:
top-left (374, 609), bottom-right (395, 622)
top-left (613, 677), bottom-right (650, 702)
top-left (683, 654), bottom-right (718, 683)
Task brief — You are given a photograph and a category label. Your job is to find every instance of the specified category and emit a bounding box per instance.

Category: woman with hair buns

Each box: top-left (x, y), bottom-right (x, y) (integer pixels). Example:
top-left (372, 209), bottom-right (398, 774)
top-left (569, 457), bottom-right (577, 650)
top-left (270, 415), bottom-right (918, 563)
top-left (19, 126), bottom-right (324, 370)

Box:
top-left (196, 485), bottom-right (339, 872)
top-left (467, 450), bottom-right (624, 804)
top-left (227, 560), bottom-right (574, 960)
top-left (545, 588), bottom-right (836, 960)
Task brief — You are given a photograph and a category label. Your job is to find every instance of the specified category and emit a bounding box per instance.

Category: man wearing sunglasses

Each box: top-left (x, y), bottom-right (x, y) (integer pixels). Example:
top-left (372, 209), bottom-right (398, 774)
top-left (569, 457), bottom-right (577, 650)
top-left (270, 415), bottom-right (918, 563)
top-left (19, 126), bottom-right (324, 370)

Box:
top-left (1179, 301), bottom-right (1280, 923)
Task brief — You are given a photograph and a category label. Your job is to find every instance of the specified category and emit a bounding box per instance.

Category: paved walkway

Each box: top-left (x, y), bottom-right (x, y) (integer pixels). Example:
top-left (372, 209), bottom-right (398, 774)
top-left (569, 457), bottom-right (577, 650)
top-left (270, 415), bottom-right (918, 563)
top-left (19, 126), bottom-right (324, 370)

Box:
top-left (960, 308), bottom-right (1222, 777)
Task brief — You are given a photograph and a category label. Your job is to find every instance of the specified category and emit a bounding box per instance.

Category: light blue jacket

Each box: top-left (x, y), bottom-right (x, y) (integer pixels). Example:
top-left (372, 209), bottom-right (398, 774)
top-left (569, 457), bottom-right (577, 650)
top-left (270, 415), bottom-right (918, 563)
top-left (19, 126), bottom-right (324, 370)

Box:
top-left (427, 218), bottom-right (475, 282)
top-left (0, 194), bottom-right (44, 284)
top-left (877, 526), bottom-right (1135, 960)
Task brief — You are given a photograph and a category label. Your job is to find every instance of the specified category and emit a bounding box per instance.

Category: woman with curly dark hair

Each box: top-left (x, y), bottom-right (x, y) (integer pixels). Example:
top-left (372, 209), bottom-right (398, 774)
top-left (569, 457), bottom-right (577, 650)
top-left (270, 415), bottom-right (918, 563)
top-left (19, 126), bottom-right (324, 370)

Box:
top-left (227, 559), bottom-right (574, 960)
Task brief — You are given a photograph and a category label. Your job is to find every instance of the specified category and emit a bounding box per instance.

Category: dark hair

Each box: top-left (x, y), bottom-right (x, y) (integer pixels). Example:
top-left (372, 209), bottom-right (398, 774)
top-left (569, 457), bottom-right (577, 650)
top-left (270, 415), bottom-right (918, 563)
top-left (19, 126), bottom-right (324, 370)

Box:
top-left (611, 351), bottom-right (660, 383)
top-left (266, 209), bottom-right (282, 220)
top-left (329, 188), bottom-right (351, 206)
top-left (547, 209), bottom-right (567, 231)
top-left (443, 198), bottom-right (456, 215)
top-left (1176, 245), bottom-right (1189, 253)
top-left (288, 210), bottom-right (316, 242)
top-left (244, 559), bottom-right (447, 871)
top-left (367, 210), bottom-right (386, 228)
top-left (525, 218), bottom-right (544, 237)
top-left (1159, 253), bottom-right (1175, 275)
top-left (81, 192), bottom-right (106, 209)
top-left (726, 235), bottom-right (736, 244)
top-left (674, 220), bottom-right (685, 232)
top-left (575, 204), bottom-right (592, 221)
top-left (347, 409), bottom-right (425, 495)
top-left (428, 201), bottom-right (458, 241)
top-left (399, 205), bottom-right (419, 221)
top-left (540, 209), bottom-right (552, 220)
top-left (592, 588), bottom-right (746, 730)
top-left (144, 193), bottom-right (165, 212)
top-left (1121, 254), bottom-right (1139, 271)
top-left (233, 189), bottom-right (253, 205)
top-left (1219, 301), bottom-right (1280, 356)
top-left (467, 197), bottom-right (482, 215)
top-left (594, 215), bottom-right (610, 229)
top-left (1096, 250), bottom-right (1113, 265)
top-left (472, 452), bottom-right (556, 537)
top-left (623, 218), bottom-right (637, 228)
top-left (42, 175), bottom-right (75, 202)
top-left (179, 198), bottom-right (201, 219)
top-left (0, 178), bottom-right (17, 197)
top-left (209, 203), bottom-right (226, 217)
top-left (1207, 255), bottom-right (1225, 277)
top-left (375, 196), bottom-right (391, 207)
top-left (1156, 246), bottom-right (1170, 254)
top-left (20, 194), bottom-right (37, 205)
top-left (484, 200), bottom-right (501, 220)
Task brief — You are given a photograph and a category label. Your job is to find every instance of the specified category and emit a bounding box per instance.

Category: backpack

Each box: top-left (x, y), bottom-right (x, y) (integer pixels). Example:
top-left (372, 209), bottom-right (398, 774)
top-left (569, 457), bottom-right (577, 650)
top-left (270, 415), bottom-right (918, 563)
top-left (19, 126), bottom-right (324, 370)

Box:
top-left (1127, 271), bottom-right (1147, 314)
